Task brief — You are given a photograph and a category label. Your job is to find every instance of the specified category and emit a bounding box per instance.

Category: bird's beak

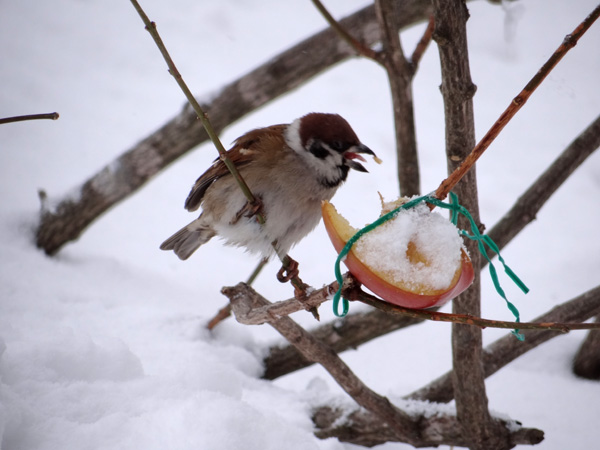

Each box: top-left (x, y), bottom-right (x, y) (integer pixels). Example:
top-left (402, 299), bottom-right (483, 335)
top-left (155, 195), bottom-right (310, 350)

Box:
top-left (343, 143), bottom-right (376, 173)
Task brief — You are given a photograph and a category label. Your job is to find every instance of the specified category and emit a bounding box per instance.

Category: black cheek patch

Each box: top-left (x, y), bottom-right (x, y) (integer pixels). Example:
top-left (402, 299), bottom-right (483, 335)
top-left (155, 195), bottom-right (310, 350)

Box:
top-left (309, 141), bottom-right (330, 160)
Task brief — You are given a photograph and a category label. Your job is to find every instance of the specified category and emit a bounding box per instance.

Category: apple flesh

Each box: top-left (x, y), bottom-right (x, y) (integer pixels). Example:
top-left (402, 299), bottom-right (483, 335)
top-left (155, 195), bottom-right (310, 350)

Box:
top-left (322, 200), bottom-right (474, 309)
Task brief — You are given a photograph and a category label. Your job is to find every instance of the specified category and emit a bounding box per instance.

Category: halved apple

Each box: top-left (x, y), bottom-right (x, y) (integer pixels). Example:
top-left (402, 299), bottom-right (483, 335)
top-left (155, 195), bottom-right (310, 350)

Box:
top-left (322, 199), bottom-right (474, 309)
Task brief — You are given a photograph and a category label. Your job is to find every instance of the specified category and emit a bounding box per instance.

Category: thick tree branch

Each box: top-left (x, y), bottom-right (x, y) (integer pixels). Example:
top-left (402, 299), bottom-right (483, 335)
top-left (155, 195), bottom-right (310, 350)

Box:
top-left (573, 315), bottom-right (600, 380)
top-left (222, 282), bottom-right (422, 446)
top-left (263, 307), bottom-right (423, 380)
top-left (228, 275), bottom-right (355, 326)
top-left (431, 1), bottom-right (506, 449)
top-left (309, 286), bottom-right (600, 445)
top-left (313, 405), bottom-right (544, 448)
top-left (35, 0), bottom-right (432, 255)
top-left (224, 282), bottom-right (544, 447)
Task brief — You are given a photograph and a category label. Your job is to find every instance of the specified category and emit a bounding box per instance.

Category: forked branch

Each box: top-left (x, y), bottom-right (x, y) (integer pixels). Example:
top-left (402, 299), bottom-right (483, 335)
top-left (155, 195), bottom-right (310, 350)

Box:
top-left (223, 282), bottom-right (544, 447)
top-left (313, 0), bottom-right (433, 195)
top-left (226, 279), bottom-right (600, 332)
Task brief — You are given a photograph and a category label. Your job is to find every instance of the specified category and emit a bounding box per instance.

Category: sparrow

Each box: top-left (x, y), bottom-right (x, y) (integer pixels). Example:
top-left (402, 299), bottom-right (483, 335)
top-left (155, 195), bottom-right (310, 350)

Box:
top-left (160, 112), bottom-right (376, 272)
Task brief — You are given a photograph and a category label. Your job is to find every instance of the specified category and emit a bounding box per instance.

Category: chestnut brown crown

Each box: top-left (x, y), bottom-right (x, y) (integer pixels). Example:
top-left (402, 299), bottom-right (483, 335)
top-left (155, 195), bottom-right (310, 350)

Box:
top-left (287, 112), bottom-right (375, 187)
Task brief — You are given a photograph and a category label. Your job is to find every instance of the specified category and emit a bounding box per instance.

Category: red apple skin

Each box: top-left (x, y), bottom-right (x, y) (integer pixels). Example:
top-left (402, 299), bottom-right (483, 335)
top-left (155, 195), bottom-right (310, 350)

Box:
top-left (322, 201), bottom-right (475, 309)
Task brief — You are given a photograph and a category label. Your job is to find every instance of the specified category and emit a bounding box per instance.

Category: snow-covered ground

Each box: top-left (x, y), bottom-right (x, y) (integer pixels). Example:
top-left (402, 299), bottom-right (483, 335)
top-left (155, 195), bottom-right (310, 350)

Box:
top-left (1, 0), bottom-right (599, 449)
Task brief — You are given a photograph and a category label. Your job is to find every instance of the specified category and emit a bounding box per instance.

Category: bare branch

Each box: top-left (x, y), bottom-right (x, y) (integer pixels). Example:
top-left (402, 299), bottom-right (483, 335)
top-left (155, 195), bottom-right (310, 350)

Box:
top-left (226, 271), bottom-right (600, 331)
top-left (130, 0), bottom-right (261, 220)
top-left (310, 0), bottom-right (380, 61)
top-left (222, 282), bottom-right (422, 446)
top-left (349, 286), bottom-right (600, 333)
top-left (313, 405), bottom-right (544, 448)
top-left (375, 0), bottom-right (421, 196)
top-left (225, 282), bottom-right (545, 447)
top-left (226, 276), bottom-right (358, 326)
top-left (0, 112), bottom-right (59, 125)
top-left (431, 0), bottom-right (500, 448)
top-left (263, 307), bottom-right (423, 380)
top-left (410, 15), bottom-right (435, 67)
top-left (573, 315), bottom-right (600, 380)
top-left (311, 0), bottom-right (435, 196)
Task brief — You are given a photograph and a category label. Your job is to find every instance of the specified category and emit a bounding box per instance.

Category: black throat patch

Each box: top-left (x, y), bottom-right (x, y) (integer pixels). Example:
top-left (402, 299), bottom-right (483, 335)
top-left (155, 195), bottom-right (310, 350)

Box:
top-left (319, 165), bottom-right (349, 188)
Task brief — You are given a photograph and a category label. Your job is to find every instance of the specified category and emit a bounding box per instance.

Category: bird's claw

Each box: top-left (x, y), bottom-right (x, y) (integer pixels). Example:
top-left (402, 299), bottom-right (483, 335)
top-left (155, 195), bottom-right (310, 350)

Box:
top-left (277, 258), bottom-right (299, 283)
top-left (231, 196), bottom-right (264, 224)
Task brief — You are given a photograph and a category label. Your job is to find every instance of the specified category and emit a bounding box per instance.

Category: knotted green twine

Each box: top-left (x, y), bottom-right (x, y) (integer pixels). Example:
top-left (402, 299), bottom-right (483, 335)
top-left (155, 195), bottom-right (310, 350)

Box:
top-left (332, 192), bottom-right (529, 340)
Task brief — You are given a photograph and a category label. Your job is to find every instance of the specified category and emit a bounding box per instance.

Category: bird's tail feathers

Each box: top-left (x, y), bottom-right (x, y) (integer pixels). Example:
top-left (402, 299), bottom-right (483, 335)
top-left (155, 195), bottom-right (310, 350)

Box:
top-left (160, 222), bottom-right (215, 260)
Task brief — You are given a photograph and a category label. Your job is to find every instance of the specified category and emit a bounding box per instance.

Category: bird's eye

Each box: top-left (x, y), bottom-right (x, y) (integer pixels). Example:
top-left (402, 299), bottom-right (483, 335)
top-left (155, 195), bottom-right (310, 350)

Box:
top-left (330, 141), bottom-right (345, 151)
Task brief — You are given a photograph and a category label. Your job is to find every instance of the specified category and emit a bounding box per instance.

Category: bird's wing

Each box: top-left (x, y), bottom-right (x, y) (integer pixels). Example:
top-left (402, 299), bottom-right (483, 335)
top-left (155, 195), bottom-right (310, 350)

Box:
top-left (183, 124), bottom-right (288, 211)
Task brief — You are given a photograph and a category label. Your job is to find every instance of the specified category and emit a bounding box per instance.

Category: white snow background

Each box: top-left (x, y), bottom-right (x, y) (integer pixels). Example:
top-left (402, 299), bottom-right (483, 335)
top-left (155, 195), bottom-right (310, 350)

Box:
top-left (1, 0), bottom-right (600, 449)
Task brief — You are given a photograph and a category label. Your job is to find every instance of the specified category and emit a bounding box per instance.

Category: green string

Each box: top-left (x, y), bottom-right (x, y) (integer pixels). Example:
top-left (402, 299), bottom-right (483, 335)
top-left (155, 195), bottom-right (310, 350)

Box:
top-left (332, 192), bottom-right (528, 340)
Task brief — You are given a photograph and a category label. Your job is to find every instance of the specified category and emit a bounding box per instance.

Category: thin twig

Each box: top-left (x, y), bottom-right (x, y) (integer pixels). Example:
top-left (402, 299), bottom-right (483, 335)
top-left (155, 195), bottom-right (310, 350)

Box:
top-left (313, 0), bottom-right (431, 196)
top-left (311, 0), bottom-right (381, 62)
top-left (130, 0), bottom-right (307, 292)
top-left (206, 305), bottom-right (232, 331)
top-left (246, 257), bottom-right (268, 285)
top-left (375, 0), bottom-right (421, 196)
top-left (348, 285), bottom-right (600, 333)
top-left (129, 0), bottom-right (259, 215)
top-left (410, 15), bottom-right (434, 66)
top-left (224, 277), bottom-right (600, 332)
top-left (434, 3), bottom-right (600, 201)
top-left (0, 112), bottom-right (59, 125)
